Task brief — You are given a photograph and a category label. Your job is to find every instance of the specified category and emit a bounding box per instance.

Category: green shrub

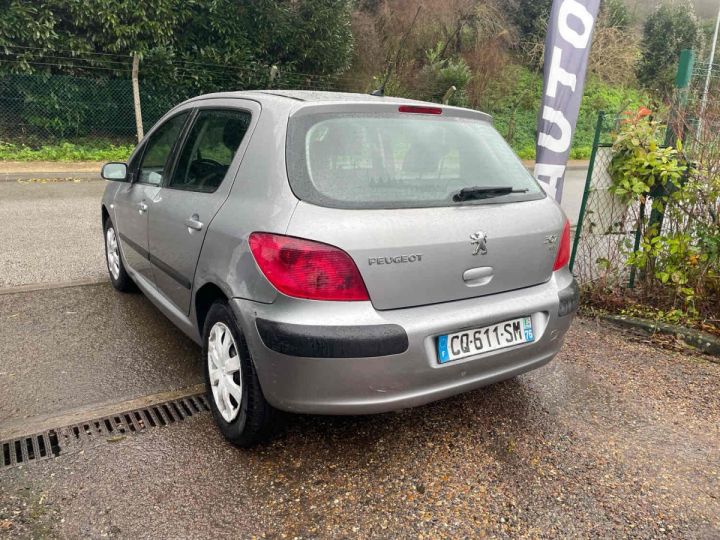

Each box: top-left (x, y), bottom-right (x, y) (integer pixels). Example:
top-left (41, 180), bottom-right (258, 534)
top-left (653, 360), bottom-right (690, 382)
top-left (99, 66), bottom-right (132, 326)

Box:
top-left (483, 66), bottom-right (648, 160)
top-left (416, 43), bottom-right (473, 107)
top-left (608, 108), bottom-right (686, 202)
top-left (606, 109), bottom-right (719, 319)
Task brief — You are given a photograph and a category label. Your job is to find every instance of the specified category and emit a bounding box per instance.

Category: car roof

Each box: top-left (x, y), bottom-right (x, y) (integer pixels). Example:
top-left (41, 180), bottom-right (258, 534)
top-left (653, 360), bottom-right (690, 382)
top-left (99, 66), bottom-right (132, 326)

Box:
top-left (190, 89), bottom-right (425, 104)
top-left (183, 90), bottom-right (492, 121)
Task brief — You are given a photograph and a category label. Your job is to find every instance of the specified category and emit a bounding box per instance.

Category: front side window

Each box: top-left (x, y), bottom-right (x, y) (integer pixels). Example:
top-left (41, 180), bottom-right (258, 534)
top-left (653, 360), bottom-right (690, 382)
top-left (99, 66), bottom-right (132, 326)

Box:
top-left (169, 109), bottom-right (251, 193)
top-left (287, 113), bottom-right (544, 209)
top-left (137, 112), bottom-right (189, 186)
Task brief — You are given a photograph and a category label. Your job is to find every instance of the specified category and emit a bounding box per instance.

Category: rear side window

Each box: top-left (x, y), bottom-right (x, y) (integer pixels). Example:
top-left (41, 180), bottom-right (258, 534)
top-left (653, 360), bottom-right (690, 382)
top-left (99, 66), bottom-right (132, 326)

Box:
top-left (286, 113), bottom-right (543, 209)
top-left (169, 109), bottom-right (251, 193)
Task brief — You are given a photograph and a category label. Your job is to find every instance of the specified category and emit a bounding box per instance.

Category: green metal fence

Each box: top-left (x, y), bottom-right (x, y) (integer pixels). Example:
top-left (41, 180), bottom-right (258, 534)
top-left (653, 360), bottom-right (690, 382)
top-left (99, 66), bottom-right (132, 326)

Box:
top-left (569, 111), bottom-right (645, 288)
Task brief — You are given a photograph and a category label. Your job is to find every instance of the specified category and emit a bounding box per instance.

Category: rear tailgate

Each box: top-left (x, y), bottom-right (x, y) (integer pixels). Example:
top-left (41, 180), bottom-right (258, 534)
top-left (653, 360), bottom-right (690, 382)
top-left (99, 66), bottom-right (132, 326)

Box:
top-left (285, 198), bottom-right (565, 310)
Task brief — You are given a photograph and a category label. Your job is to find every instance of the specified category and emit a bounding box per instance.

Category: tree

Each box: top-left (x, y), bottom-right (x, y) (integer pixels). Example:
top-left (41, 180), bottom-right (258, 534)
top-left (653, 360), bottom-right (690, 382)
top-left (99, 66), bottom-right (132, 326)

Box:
top-left (0, 0), bottom-right (354, 81)
top-left (589, 0), bottom-right (639, 85)
top-left (504, 0), bottom-right (552, 70)
top-left (506, 0), bottom-right (552, 42)
top-left (0, 0), bottom-right (187, 74)
top-left (602, 0), bottom-right (631, 30)
top-left (0, 0), bottom-right (354, 137)
top-left (636, 1), bottom-right (699, 96)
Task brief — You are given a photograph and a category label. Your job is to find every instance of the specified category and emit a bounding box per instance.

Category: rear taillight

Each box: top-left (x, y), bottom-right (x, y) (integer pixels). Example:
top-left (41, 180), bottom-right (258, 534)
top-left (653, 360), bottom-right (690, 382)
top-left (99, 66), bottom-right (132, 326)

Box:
top-left (553, 220), bottom-right (571, 271)
top-left (248, 233), bottom-right (370, 301)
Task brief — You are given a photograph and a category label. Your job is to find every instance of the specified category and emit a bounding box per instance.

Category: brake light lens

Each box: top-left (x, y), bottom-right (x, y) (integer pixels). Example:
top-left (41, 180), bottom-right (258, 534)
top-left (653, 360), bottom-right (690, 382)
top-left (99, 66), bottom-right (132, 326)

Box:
top-left (553, 220), bottom-right (571, 271)
top-left (248, 233), bottom-right (370, 301)
top-left (398, 105), bottom-right (442, 115)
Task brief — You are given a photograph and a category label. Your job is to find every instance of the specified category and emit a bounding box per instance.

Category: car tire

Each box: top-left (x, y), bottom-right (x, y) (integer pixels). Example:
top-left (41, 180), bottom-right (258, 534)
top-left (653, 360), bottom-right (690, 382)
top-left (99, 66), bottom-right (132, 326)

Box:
top-left (203, 301), bottom-right (276, 447)
top-left (103, 217), bottom-right (135, 292)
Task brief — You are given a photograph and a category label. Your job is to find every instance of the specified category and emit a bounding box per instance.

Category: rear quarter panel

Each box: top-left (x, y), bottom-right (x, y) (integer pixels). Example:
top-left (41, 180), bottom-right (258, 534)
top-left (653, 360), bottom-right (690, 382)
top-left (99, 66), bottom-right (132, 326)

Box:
top-left (194, 96), bottom-right (299, 305)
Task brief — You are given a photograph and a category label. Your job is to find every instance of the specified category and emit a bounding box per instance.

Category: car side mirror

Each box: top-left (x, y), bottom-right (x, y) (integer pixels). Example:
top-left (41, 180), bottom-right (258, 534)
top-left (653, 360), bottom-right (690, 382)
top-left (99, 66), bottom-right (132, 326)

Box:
top-left (101, 162), bottom-right (128, 182)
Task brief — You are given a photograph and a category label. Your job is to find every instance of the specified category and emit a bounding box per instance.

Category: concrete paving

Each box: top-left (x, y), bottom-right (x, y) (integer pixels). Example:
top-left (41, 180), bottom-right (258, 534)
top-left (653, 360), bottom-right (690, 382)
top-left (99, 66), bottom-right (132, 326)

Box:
top-left (0, 161), bottom-right (104, 175)
top-left (0, 171), bottom-right (100, 182)
top-left (559, 166), bottom-right (587, 226)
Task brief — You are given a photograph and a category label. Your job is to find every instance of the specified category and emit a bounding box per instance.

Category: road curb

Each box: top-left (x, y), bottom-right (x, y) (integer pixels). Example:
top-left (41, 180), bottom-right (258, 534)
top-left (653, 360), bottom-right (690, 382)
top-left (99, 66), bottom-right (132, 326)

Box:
top-left (0, 173), bottom-right (101, 183)
top-left (601, 314), bottom-right (720, 360)
top-left (0, 384), bottom-right (205, 441)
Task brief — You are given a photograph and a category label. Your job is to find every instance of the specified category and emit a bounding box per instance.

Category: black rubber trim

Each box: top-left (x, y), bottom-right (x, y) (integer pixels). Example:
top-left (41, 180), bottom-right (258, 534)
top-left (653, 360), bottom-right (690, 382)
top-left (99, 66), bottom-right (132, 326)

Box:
top-left (149, 255), bottom-right (192, 290)
top-left (558, 279), bottom-right (580, 317)
top-left (119, 232), bottom-right (149, 260)
top-left (118, 233), bottom-right (192, 290)
top-left (256, 319), bottom-right (409, 358)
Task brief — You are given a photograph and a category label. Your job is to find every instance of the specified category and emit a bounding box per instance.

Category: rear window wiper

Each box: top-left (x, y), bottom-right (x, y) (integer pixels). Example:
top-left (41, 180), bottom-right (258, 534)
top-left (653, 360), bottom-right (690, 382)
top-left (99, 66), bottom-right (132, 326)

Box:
top-left (452, 186), bottom-right (528, 202)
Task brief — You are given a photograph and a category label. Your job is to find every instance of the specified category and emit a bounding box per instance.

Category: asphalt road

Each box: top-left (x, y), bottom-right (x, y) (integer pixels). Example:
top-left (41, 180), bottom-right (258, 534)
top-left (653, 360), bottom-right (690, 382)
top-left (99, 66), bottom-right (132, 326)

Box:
top-left (1, 175), bottom-right (719, 538)
top-left (0, 180), bottom-right (106, 288)
top-left (559, 166), bottom-right (587, 227)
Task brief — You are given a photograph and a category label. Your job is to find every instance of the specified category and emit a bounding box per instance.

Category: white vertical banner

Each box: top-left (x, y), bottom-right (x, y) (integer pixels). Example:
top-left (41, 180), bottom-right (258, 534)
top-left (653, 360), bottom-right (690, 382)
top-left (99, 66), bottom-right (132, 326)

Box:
top-left (534, 0), bottom-right (601, 202)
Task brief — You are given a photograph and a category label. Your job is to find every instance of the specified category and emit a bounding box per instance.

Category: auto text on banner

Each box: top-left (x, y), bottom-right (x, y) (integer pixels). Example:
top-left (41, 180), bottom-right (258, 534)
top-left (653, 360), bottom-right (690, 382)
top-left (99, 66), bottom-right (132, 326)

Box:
top-left (534, 0), bottom-right (600, 202)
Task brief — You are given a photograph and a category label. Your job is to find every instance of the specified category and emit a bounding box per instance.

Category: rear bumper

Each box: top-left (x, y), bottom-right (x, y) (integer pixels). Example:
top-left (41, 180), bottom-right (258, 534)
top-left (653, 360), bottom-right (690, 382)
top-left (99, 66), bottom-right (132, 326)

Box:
top-left (231, 270), bottom-right (577, 415)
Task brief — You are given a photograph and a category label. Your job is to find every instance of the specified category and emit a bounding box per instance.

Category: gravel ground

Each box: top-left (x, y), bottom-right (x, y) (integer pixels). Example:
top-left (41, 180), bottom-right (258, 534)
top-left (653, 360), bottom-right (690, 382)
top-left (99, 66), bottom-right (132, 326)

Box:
top-left (1, 318), bottom-right (717, 539)
top-left (0, 180), bottom-right (106, 288)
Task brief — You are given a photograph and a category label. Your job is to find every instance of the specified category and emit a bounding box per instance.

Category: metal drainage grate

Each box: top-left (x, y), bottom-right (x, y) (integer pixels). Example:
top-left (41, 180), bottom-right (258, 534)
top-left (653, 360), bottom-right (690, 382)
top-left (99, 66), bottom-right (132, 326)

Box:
top-left (1, 394), bottom-right (209, 469)
top-left (1, 430), bottom-right (61, 468)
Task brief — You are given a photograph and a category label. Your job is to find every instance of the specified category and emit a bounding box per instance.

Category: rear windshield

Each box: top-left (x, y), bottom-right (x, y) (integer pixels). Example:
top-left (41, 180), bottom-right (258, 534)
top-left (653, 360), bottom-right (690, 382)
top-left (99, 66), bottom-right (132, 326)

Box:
top-left (286, 112), bottom-right (544, 209)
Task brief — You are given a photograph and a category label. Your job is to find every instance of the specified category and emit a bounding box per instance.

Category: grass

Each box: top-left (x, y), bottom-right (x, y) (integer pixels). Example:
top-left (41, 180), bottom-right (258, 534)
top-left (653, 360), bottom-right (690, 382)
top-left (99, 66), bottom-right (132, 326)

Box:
top-left (0, 140), bottom-right (134, 162)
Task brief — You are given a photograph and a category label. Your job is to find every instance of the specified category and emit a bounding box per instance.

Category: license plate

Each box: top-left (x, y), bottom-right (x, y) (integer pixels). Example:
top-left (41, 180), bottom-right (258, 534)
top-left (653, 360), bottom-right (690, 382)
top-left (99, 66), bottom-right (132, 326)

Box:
top-left (437, 316), bottom-right (534, 364)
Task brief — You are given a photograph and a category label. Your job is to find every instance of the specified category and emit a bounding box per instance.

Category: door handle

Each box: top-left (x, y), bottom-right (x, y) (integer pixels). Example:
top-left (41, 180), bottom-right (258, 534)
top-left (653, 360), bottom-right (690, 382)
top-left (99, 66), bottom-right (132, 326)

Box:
top-left (138, 202), bottom-right (148, 214)
top-left (185, 214), bottom-right (204, 232)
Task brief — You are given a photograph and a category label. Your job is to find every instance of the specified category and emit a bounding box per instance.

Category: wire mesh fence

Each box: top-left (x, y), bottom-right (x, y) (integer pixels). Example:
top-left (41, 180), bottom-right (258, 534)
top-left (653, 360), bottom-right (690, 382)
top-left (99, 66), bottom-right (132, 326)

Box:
top-left (0, 50), bottom-right (467, 145)
top-left (570, 111), bottom-right (646, 288)
top-left (0, 67), bottom-right (344, 143)
top-left (0, 75), bottom-right (452, 143)
top-left (0, 73), bottom-right (142, 140)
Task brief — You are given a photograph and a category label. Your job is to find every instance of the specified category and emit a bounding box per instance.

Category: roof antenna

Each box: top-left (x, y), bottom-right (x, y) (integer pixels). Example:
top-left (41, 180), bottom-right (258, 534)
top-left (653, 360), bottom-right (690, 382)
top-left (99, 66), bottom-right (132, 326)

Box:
top-left (371, 4), bottom-right (422, 97)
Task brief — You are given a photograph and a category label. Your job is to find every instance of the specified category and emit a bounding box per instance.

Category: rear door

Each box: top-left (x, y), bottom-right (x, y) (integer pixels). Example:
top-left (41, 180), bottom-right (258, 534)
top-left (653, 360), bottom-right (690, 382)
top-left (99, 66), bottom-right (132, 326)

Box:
top-left (148, 105), bottom-right (255, 313)
top-left (114, 112), bottom-right (189, 283)
top-left (284, 103), bottom-right (565, 310)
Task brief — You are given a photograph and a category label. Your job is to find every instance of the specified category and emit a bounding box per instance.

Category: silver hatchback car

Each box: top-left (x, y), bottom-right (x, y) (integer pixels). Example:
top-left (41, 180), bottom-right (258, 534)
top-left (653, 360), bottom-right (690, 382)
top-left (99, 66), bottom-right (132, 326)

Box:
top-left (101, 91), bottom-right (578, 446)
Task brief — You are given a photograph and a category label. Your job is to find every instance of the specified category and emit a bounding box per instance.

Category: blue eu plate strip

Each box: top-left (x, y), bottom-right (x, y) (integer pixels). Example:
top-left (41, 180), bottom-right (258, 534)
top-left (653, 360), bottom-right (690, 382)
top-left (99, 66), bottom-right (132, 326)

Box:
top-left (523, 317), bottom-right (534, 341)
top-left (437, 335), bottom-right (450, 364)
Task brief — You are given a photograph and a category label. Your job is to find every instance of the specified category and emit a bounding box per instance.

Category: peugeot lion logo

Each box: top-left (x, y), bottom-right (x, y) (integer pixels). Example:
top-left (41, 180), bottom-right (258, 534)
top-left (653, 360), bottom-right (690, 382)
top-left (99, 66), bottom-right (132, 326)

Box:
top-left (470, 231), bottom-right (488, 256)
